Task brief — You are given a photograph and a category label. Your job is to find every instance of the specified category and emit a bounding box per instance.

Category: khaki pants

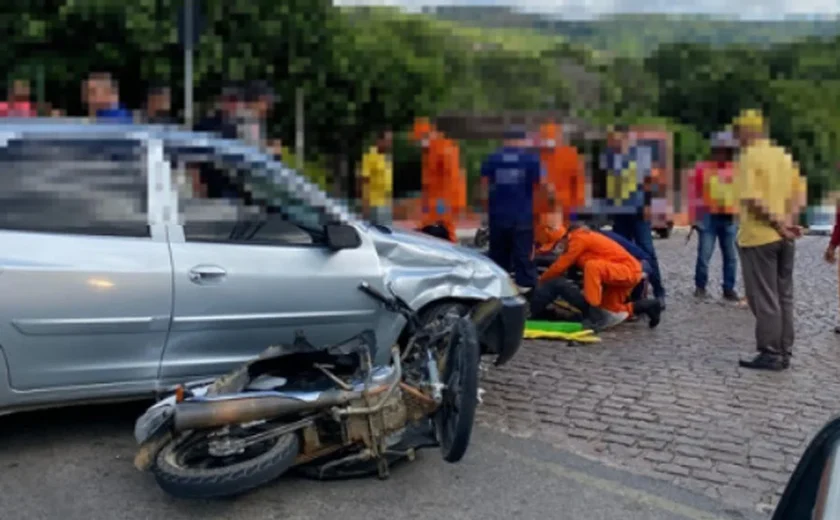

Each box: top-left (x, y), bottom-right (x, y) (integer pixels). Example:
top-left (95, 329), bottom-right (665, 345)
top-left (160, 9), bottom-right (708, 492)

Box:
top-left (738, 239), bottom-right (795, 358)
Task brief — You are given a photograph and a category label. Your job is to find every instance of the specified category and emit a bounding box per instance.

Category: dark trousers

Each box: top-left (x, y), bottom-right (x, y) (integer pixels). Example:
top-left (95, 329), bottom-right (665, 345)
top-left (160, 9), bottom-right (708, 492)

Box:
top-left (488, 220), bottom-right (536, 288)
top-left (612, 214), bottom-right (665, 298)
top-left (739, 239), bottom-right (795, 358)
top-left (530, 278), bottom-right (589, 319)
top-left (695, 214), bottom-right (738, 291)
top-left (630, 260), bottom-right (653, 301)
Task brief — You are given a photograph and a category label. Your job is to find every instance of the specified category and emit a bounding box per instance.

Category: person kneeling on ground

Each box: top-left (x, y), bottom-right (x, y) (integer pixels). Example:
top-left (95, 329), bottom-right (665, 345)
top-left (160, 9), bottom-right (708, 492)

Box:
top-left (530, 223), bottom-right (663, 331)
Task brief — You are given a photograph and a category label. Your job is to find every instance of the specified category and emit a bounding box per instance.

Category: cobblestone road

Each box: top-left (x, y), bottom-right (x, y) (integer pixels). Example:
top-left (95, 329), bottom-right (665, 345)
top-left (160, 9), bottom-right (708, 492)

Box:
top-left (477, 231), bottom-right (840, 515)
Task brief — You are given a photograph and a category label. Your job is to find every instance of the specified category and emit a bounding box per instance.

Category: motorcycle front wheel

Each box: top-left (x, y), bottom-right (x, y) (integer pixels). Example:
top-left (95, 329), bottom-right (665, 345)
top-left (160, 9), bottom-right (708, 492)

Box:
top-left (151, 426), bottom-right (300, 499)
top-left (435, 316), bottom-right (480, 463)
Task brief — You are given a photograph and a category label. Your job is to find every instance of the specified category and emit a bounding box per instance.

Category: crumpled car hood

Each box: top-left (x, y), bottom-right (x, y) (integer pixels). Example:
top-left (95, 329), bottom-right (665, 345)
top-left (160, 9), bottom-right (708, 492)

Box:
top-left (366, 226), bottom-right (516, 308)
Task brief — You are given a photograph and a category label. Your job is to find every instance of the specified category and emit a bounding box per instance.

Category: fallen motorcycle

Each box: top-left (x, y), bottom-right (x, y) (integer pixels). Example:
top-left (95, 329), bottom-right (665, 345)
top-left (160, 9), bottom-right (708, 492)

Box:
top-left (133, 282), bottom-right (502, 499)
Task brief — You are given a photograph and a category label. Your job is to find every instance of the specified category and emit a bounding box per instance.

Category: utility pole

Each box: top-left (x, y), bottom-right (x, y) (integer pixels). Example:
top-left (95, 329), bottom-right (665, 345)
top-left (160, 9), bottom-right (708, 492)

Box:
top-left (295, 87), bottom-right (304, 172)
top-left (183, 0), bottom-right (194, 129)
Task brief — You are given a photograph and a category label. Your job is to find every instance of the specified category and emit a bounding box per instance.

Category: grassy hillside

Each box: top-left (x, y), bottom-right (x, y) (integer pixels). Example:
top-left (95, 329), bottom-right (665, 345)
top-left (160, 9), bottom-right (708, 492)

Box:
top-left (430, 6), bottom-right (840, 57)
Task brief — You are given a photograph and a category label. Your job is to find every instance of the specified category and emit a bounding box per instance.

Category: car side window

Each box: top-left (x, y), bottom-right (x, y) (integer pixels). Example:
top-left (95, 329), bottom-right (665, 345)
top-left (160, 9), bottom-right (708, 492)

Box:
top-left (0, 137), bottom-right (149, 237)
top-left (168, 150), bottom-right (328, 246)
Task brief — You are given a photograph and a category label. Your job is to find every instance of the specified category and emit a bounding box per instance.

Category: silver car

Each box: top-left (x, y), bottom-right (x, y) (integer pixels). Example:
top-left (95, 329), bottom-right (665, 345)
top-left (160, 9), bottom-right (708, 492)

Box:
top-left (0, 120), bottom-right (527, 415)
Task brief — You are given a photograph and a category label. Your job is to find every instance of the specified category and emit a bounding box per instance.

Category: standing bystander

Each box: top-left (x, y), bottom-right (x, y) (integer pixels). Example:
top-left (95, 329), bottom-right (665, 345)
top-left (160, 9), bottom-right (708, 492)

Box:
top-left (0, 79), bottom-right (36, 117)
top-left (480, 126), bottom-right (555, 293)
top-left (83, 72), bottom-right (133, 123)
top-left (143, 85), bottom-right (173, 125)
top-left (602, 125), bottom-right (667, 307)
top-left (733, 109), bottom-right (807, 371)
top-left (823, 195), bottom-right (840, 333)
top-left (358, 131), bottom-right (394, 226)
top-left (690, 130), bottom-right (741, 301)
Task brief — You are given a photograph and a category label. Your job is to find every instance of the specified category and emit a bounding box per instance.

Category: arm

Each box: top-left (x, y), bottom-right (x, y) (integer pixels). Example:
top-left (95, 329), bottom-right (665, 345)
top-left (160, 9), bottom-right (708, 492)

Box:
top-left (479, 158), bottom-right (492, 215)
top-left (358, 155), bottom-right (372, 214)
top-left (830, 203), bottom-right (840, 250)
top-left (573, 154), bottom-right (586, 209)
top-left (539, 237), bottom-right (585, 283)
top-left (736, 153), bottom-right (788, 235)
top-left (534, 159), bottom-right (556, 211)
top-left (785, 172), bottom-right (807, 226)
top-left (688, 163), bottom-right (705, 224)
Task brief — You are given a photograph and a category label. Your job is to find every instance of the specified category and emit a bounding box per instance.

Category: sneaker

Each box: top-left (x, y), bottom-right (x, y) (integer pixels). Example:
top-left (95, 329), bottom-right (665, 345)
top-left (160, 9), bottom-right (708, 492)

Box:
top-left (584, 309), bottom-right (628, 332)
top-left (738, 353), bottom-right (786, 371)
top-left (722, 289), bottom-right (740, 302)
top-left (694, 287), bottom-right (708, 299)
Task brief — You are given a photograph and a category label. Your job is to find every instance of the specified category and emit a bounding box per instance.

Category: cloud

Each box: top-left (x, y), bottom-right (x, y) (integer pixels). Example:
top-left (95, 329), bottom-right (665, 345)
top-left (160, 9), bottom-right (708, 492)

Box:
top-left (333, 0), bottom-right (840, 19)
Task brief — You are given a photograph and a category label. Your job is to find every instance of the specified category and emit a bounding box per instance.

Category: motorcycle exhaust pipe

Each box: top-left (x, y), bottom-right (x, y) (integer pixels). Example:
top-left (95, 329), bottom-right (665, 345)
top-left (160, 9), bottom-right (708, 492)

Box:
top-left (173, 390), bottom-right (362, 432)
top-left (172, 349), bottom-right (402, 432)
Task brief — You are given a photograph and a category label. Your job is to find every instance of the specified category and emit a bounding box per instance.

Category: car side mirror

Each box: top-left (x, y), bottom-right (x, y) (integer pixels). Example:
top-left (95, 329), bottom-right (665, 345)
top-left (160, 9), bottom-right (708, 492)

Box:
top-left (773, 417), bottom-right (840, 520)
top-left (325, 223), bottom-right (361, 251)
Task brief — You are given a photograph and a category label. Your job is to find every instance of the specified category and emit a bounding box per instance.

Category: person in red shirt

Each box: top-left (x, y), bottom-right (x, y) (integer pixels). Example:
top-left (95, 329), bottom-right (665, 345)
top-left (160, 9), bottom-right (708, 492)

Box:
top-left (688, 131), bottom-right (740, 301)
top-left (0, 79), bottom-right (36, 118)
top-left (825, 199), bottom-right (840, 333)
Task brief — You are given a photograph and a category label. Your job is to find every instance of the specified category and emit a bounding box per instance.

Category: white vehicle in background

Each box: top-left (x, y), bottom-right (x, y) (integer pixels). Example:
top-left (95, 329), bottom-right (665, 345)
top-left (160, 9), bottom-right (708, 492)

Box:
top-left (807, 204), bottom-right (836, 235)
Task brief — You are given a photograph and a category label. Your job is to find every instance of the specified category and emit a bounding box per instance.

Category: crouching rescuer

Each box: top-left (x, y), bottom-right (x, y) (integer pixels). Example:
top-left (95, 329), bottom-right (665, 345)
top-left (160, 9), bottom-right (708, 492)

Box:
top-left (530, 223), bottom-right (663, 331)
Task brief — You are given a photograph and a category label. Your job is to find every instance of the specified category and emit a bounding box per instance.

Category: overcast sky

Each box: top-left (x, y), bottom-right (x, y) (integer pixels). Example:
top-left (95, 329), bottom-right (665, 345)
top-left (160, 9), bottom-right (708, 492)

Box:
top-left (333, 0), bottom-right (840, 20)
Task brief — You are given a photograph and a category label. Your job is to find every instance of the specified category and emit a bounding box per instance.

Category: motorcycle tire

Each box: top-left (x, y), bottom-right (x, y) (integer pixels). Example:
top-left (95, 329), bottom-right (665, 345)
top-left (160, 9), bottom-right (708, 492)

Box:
top-left (435, 316), bottom-right (480, 463)
top-left (151, 430), bottom-right (300, 499)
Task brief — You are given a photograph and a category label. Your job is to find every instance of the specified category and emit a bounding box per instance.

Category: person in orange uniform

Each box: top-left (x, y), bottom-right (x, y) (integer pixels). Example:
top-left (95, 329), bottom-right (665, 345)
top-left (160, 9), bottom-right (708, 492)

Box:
top-left (535, 122), bottom-right (585, 230)
top-left (529, 223), bottom-right (663, 331)
top-left (412, 118), bottom-right (462, 242)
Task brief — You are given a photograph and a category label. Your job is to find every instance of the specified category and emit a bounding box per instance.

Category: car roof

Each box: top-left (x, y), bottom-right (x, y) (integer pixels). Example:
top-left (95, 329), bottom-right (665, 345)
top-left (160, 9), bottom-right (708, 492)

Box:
top-left (0, 118), bottom-right (355, 224)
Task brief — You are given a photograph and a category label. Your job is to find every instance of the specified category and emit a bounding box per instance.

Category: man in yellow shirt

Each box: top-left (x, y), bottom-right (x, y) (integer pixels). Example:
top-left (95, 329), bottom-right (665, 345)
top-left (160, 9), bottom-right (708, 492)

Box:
top-left (733, 109), bottom-right (807, 371)
top-left (359, 131), bottom-right (394, 225)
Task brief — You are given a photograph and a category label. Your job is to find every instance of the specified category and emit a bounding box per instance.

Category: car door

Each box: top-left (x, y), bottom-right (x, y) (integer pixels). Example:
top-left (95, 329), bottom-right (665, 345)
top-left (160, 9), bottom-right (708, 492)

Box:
top-left (0, 132), bottom-right (173, 392)
top-left (158, 142), bottom-right (385, 382)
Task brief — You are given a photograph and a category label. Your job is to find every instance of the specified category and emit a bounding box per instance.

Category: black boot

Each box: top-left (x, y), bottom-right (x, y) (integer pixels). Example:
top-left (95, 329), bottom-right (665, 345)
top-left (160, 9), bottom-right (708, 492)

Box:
top-left (739, 353), bottom-right (786, 371)
top-left (633, 298), bottom-right (662, 329)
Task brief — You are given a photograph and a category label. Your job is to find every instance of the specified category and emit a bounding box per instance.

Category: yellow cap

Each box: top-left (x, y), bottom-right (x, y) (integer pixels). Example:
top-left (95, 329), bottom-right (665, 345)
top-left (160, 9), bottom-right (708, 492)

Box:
top-left (732, 109), bottom-right (765, 132)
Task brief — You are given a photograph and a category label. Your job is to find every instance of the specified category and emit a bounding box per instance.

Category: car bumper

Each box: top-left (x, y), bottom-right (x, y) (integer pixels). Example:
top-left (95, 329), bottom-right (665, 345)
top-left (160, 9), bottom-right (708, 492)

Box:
top-left (481, 295), bottom-right (527, 366)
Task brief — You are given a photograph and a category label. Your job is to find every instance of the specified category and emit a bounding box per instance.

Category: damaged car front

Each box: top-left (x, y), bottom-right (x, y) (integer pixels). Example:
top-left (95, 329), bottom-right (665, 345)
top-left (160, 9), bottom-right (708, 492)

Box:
top-left (363, 224), bottom-right (528, 366)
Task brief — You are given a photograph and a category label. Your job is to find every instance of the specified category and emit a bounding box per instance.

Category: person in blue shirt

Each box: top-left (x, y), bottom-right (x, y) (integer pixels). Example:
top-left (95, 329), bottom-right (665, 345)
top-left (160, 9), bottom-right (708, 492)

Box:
top-left (480, 126), bottom-right (555, 292)
top-left (83, 72), bottom-right (133, 123)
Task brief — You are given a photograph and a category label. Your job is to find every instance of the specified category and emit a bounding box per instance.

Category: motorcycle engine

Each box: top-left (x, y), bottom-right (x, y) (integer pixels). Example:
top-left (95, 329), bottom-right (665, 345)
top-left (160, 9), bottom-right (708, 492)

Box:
top-left (344, 390), bottom-right (408, 448)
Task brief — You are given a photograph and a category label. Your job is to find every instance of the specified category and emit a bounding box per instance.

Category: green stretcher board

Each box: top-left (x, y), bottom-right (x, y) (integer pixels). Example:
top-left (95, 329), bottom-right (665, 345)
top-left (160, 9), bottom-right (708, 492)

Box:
top-left (524, 320), bottom-right (584, 333)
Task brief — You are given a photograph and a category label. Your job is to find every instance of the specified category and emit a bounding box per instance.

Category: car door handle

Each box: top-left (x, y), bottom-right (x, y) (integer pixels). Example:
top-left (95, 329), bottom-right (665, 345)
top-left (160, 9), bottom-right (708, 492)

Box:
top-left (188, 265), bottom-right (227, 284)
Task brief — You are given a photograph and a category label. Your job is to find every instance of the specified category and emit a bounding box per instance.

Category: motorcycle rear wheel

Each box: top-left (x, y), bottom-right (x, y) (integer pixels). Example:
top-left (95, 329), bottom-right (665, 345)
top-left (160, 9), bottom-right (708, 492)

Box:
top-left (435, 316), bottom-right (480, 463)
top-left (151, 427), bottom-right (299, 499)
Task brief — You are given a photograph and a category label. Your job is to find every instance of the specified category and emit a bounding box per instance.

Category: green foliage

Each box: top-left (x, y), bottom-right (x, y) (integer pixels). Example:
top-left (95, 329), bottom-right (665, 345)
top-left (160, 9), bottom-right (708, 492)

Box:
top-left (4, 1), bottom-right (840, 204)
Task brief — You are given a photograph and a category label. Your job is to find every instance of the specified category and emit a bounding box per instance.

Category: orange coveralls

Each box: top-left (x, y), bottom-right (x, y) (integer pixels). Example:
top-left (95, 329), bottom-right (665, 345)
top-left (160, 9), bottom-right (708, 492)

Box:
top-left (535, 123), bottom-right (585, 230)
top-left (539, 228), bottom-right (643, 315)
top-left (419, 136), bottom-right (462, 242)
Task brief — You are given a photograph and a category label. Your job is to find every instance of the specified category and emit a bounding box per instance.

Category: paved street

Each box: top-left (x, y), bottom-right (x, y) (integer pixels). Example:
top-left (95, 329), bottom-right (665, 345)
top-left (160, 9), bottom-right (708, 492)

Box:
top-left (478, 231), bottom-right (838, 515)
top-left (1, 230), bottom-right (831, 520)
top-left (0, 401), bottom-right (755, 520)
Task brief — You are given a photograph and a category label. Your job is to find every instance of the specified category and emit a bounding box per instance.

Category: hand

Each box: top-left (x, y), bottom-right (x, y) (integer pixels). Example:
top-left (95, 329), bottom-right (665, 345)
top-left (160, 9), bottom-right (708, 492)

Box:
top-left (778, 227), bottom-right (795, 241)
top-left (787, 225), bottom-right (804, 239)
top-left (826, 247), bottom-right (837, 264)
